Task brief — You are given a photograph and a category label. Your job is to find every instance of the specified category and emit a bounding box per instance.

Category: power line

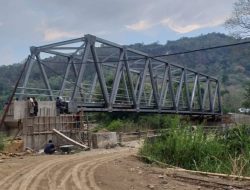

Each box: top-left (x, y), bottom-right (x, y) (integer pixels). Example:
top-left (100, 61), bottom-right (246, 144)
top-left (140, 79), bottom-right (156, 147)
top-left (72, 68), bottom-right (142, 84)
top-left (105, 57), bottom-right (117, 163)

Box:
top-left (154, 40), bottom-right (250, 58)
top-left (27, 40), bottom-right (250, 84)
top-left (88, 40), bottom-right (250, 63)
top-left (40, 40), bottom-right (250, 64)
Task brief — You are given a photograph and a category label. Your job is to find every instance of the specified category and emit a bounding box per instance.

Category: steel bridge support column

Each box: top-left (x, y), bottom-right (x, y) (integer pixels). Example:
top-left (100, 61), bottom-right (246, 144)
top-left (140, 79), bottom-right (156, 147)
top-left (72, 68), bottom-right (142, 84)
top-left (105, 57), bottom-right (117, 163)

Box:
top-left (202, 78), bottom-right (209, 112)
top-left (190, 74), bottom-right (198, 111)
top-left (122, 71), bottom-right (130, 103)
top-left (71, 37), bottom-right (91, 100)
top-left (137, 58), bottom-right (149, 109)
top-left (184, 68), bottom-right (190, 111)
top-left (110, 50), bottom-right (125, 106)
top-left (196, 75), bottom-right (203, 111)
top-left (176, 70), bottom-right (184, 111)
top-left (124, 50), bottom-right (137, 108)
top-left (90, 36), bottom-right (110, 108)
top-left (159, 64), bottom-right (169, 109)
top-left (217, 81), bottom-right (222, 114)
top-left (208, 79), bottom-right (213, 112)
top-left (36, 54), bottom-right (54, 100)
top-left (20, 54), bottom-right (34, 100)
top-left (59, 58), bottom-right (72, 96)
top-left (88, 74), bottom-right (97, 103)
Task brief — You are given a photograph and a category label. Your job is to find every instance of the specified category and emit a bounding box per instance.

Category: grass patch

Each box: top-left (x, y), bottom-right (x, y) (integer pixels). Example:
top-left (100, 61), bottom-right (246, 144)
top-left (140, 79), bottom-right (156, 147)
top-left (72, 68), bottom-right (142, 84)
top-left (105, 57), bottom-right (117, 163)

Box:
top-left (95, 114), bottom-right (180, 132)
top-left (140, 125), bottom-right (250, 176)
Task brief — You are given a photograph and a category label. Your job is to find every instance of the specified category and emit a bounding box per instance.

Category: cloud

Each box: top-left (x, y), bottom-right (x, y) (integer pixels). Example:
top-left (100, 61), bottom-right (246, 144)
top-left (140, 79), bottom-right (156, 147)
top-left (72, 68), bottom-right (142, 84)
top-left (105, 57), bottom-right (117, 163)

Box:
top-left (126, 20), bottom-right (154, 31)
top-left (43, 28), bottom-right (81, 42)
top-left (161, 17), bottom-right (226, 33)
top-left (125, 17), bottom-right (226, 34)
top-left (36, 21), bottom-right (82, 42)
top-left (0, 0), bottom-right (237, 65)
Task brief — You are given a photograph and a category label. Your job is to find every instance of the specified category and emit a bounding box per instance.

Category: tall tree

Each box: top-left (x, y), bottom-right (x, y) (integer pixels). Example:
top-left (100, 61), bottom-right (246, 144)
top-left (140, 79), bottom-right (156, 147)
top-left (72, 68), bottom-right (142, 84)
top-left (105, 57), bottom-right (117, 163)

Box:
top-left (225, 0), bottom-right (250, 38)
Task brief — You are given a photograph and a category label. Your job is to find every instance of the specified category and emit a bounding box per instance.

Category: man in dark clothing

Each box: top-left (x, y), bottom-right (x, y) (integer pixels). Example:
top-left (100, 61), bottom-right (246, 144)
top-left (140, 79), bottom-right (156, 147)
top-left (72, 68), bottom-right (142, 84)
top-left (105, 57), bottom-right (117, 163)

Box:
top-left (56, 97), bottom-right (62, 115)
top-left (74, 111), bottom-right (81, 128)
top-left (33, 97), bottom-right (38, 116)
top-left (44, 140), bottom-right (55, 154)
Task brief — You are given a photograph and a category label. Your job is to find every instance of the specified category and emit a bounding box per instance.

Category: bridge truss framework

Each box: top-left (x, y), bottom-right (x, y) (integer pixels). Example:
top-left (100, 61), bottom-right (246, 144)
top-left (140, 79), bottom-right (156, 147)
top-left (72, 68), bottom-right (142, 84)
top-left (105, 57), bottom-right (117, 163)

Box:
top-left (17, 34), bottom-right (222, 115)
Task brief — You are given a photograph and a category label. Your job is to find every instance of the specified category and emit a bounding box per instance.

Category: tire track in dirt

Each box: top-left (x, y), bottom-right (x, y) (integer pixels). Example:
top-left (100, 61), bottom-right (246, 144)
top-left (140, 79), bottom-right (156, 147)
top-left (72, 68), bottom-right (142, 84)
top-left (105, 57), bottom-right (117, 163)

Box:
top-left (28, 156), bottom-right (82, 190)
top-left (1, 148), bottom-right (135, 190)
top-left (77, 154), bottom-right (123, 190)
top-left (84, 152), bottom-right (133, 190)
top-left (12, 157), bottom-right (69, 190)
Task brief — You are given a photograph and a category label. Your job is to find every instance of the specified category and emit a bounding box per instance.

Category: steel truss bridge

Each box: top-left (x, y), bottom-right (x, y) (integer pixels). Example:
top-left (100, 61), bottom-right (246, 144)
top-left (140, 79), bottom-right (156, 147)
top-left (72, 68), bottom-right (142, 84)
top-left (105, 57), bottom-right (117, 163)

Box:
top-left (17, 34), bottom-right (222, 115)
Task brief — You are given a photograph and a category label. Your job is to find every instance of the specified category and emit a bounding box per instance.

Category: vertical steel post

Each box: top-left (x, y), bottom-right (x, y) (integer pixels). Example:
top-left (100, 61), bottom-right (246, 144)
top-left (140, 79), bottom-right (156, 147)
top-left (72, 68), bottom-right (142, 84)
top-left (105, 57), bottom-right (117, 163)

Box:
top-left (202, 78), bottom-right (209, 112)
top-left (196, 75), bottom-right (203, 111)
top-left (59, 58), bottom-right (72, 96)
top-left (148, 60), bottom-right (159, 108)
top-left (36, 54), bottom-right (54, 100)
top-left (122, 71), bottom-right (130, 103)
top-left (110, 50), bottom-right (125, 105)
top-left (217, 81), bottom-right (222, 114)
top-left (20, 54), bottom-right (34, 99)
top-left (190, 74), bottom-right (198, 111)
top-left (168, 64), bottom-right (176, 110)
top-left (176, 70), bottom-right (184, 110)
top-left (91, 43), bottom-right (110, 107)
top-left (208, 80), bottom-right (213, 112)
top-left (124, 51), bottom-right (137, 108)
top-left (71, 39), bottom-right (91, 100)
top-left (88, 74), bottom-right (97, 102)
top-left (159, 64), bottom-right (169, 107)
top-left (137, 58), bottom-right (149, 108)
top-left (212, 83), bottom-right (218, 113)
top-left (184, 69), bottom-right (190, 110)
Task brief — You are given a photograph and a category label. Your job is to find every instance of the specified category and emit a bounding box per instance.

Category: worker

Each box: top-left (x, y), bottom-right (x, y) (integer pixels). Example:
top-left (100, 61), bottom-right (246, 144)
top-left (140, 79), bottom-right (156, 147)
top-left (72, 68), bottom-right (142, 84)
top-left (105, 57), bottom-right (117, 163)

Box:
top-left (33, 97), bottom-right (38, 116)
top-left (44, 140), bottom-right (56, 154)
top-left (56, 97), bottom-right (62, 115)
top-left (74, 111), bottom-right (81, 128)
top-left (27, 97), bottom-right (34, 116)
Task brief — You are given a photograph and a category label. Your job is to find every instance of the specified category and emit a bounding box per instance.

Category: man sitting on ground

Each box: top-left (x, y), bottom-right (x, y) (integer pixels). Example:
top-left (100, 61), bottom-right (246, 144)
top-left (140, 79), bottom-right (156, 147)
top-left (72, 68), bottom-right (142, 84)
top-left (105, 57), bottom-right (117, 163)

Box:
top-left (44, 140), bottom-right (55, 154)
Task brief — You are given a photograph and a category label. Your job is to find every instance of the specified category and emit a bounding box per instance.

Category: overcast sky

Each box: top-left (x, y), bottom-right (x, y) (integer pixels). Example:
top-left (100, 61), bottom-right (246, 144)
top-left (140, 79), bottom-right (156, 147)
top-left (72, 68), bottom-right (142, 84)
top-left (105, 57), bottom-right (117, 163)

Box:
top-left (0, 0), bottom-right (236, 65)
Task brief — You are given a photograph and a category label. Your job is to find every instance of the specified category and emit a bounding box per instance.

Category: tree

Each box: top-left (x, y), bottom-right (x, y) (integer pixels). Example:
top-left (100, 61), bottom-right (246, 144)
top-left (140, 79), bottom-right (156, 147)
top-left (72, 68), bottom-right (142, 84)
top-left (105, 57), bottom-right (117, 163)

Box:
top-left (225, 0), bottom-right (250, 38)
top-left (242, 82), bottom-right (250, 107)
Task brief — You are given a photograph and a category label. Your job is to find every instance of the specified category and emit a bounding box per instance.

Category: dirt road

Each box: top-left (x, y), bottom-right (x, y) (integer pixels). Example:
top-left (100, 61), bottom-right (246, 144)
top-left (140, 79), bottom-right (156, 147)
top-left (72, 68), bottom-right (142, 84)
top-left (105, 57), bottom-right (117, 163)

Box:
top-left (0, 146), bottom-right (249, 190)
top-left (0, 148), bottom-right (136, 190)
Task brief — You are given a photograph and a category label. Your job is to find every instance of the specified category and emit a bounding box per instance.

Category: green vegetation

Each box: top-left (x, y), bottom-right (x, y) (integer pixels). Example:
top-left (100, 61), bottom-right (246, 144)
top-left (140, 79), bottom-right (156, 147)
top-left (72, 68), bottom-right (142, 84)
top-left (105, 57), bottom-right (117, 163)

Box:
top-left (0, 133), bottom-right (5, 151)
top-left (94, 113), bottom-right (180, 132)
top-left (140, 124), bottom-right (250, 176)
top-left (242, 82), bottom-right (250, 108)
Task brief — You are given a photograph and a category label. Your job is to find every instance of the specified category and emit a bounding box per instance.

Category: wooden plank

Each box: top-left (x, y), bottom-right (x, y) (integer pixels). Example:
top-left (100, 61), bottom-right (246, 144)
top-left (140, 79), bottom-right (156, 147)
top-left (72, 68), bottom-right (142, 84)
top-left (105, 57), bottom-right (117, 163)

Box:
top-left (53, 128), bottom-right (89, 149)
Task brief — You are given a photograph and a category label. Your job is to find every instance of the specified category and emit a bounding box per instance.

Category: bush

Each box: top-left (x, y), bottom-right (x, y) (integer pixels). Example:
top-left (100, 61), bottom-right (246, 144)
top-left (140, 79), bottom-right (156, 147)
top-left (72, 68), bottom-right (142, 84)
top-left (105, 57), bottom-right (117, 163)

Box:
top-left (223, 125), bottom-right (250, 156)
top-left (0, 133), bottom-right (4, 151)
top-left (106, 120), bottom-right (124, 131)
top-left (95, 114), bottom-right (181, 132)
top-left (138, 115), bottom-right (180, 129)
top-left (140, 125), bottom-right (250, 176)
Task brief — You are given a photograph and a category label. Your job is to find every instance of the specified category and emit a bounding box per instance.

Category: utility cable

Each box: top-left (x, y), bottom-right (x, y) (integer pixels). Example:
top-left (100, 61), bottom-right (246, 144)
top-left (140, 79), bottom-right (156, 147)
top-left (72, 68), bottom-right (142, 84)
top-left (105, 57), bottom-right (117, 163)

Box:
top-left (23, 39), bottom-right (250, 96)
top-left (40, 40), bottom-right (250, 64)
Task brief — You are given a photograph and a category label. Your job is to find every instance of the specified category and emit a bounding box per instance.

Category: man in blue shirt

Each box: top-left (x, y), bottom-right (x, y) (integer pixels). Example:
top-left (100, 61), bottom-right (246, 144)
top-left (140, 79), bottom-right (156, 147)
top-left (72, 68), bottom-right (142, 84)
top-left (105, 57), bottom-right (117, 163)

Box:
top-left (44, 140), bottom-right (55, 154)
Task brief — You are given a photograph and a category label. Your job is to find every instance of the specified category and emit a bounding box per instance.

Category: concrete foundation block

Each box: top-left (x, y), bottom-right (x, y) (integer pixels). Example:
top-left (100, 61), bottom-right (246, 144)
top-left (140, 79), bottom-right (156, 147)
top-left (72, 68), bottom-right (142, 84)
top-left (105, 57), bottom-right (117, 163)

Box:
top-left (92, 132), bottom-right (118, 149)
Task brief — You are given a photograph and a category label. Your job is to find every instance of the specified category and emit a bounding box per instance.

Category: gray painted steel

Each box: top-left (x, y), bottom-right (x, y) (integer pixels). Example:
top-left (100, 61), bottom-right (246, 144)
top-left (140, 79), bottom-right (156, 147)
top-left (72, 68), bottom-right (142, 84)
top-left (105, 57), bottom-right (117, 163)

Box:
top-left (17, 34), bottom-right (222, 115)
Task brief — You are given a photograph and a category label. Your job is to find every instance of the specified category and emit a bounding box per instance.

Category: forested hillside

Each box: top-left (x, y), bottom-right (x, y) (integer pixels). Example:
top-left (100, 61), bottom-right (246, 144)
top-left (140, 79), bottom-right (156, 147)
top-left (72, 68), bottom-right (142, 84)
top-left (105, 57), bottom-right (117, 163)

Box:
top-left (0, 33), bottom-right (249, 112)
